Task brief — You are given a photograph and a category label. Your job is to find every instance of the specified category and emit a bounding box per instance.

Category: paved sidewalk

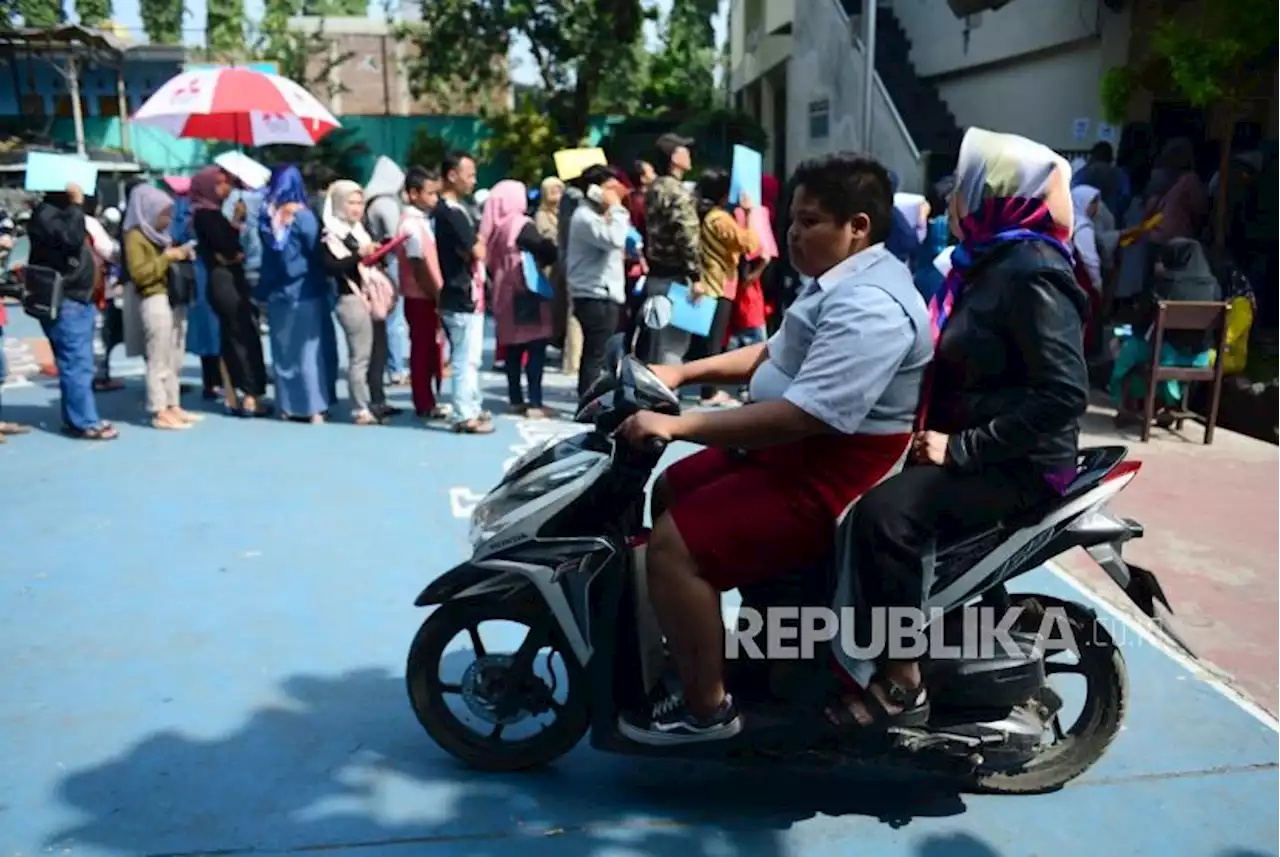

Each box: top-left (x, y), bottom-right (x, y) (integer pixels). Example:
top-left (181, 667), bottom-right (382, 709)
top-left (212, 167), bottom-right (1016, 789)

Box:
top-left (1057, 403), bottom-right (1280, 716)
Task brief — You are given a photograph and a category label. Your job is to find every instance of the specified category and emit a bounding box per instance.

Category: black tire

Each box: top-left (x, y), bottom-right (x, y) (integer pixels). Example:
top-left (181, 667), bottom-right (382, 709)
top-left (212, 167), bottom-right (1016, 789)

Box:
top-left (970, 595), bottom-right (1128, 795)
top-left (405, 597), bottom-right (591, 772)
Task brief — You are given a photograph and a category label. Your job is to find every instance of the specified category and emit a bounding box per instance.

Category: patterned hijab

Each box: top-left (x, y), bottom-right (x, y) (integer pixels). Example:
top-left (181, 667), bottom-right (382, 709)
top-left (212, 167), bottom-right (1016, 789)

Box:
top-left (931, 127), bottom-right (1080, 341)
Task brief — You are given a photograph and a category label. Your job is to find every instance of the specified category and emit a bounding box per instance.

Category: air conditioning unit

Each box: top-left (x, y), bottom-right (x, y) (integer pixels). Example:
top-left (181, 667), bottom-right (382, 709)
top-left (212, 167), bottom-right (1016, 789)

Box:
top-left (947, 0), bottom-right (1015, 15)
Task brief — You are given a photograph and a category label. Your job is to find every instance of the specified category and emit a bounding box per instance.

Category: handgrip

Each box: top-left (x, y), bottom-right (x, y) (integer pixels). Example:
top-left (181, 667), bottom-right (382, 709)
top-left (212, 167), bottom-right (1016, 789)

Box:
top-left (645, 437), bottom-right (668, 457)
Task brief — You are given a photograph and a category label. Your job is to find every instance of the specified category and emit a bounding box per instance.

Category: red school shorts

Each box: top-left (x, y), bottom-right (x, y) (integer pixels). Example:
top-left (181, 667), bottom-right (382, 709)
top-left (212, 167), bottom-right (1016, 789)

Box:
top-left (662, 434), bottom-right (911, 592)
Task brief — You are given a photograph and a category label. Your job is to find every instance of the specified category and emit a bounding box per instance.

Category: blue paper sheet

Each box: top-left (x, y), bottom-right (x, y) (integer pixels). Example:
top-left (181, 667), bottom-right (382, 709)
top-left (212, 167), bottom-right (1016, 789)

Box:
top-left (729, 144), bottom-right (762, 206)
top-left (667, 283), bottom-right (716, 337)
top-left (521, 252), bottom-right (554, 299)
top-left (24, 152), bottom-right (98, 195)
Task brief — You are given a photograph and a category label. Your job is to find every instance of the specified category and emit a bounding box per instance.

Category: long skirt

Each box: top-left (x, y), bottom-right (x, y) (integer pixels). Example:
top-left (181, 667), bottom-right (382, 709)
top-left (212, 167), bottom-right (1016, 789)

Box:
top-left (266, 296), bottom-right (336, 418)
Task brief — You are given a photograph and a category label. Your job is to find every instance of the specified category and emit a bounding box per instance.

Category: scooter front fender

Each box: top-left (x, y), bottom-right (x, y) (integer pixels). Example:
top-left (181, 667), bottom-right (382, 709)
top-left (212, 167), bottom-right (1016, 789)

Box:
top-left (414, 561), bottom-right (530, 606)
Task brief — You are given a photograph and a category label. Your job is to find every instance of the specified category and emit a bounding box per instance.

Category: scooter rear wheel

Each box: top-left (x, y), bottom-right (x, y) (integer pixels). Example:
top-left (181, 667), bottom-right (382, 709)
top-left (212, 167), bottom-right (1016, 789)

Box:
top-left (970, 595), bottom-right (1128, 794)
top-left (406, 597), bottom-right (591, 772)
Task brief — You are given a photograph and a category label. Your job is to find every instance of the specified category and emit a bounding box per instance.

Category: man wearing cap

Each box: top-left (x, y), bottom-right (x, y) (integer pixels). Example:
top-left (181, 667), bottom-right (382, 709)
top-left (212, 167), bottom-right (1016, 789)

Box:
top-left (642, 133), bottom-right (701, 365)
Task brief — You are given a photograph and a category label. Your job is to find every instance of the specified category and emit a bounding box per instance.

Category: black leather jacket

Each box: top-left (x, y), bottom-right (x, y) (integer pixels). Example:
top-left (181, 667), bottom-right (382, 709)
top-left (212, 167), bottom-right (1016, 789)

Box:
top-left (925, 239), bottom-right (1090, 474)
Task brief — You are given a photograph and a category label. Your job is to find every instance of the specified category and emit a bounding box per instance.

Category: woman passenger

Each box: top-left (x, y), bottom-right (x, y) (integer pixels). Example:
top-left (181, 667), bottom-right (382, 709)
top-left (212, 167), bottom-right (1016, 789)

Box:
top-left (829, 127), bottom-right (1091, 731)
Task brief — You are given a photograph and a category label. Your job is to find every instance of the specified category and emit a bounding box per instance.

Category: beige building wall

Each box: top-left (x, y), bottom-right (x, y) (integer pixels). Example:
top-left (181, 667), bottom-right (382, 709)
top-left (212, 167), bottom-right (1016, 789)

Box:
top-left (787, 0), bottom-right (923, 190)
top-left (889, 0), bottom-right (1132, 151)
top-left (287, 16), bottom-right (507, 116)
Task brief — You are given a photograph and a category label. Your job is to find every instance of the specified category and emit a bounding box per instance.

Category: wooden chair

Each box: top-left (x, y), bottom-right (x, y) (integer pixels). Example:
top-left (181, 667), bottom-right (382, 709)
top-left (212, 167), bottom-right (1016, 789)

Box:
top-left (1140, 300), bottom-right (1229, 444)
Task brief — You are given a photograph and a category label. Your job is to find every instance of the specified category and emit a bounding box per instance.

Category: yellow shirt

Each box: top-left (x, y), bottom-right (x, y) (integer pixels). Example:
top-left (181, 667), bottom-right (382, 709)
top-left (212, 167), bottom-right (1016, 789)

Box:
top-left (698, 208), bottom-right (758, 299)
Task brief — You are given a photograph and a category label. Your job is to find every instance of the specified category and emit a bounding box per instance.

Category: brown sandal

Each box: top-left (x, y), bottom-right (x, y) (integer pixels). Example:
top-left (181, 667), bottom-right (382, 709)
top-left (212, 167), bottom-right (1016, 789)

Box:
top-left (453, 418), bottom-right (495, 434)
top-left (824, 674), bottom-right (930, 732)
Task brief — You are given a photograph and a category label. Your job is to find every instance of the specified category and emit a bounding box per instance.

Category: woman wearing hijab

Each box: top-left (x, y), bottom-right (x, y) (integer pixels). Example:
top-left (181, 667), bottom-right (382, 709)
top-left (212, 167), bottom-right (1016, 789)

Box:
top-left (533, 176), bottom-right (576, 375)
top-left (1071, 185), bottom-right (1104, 295)
top-left (829, 127), bottom-right (1090, 732)
top-left (884, 170), bottom-right (922, 268)
top-left (258, 165), bottom-right (337, 423)
top-left (1109, 237), bottom-right (1221, 425)
top-left (123, 184), bottom-right (200, 429)
top-left (483, 179), bottom-right (558, 417)
top-left (321, 180), bottom-right (397, 425)
top-left (29, 184), bottom-right (117, 439)
top-left (167, 180), bottom-right (225, 402)
top-left (191, 165), bottom-right (269, 416)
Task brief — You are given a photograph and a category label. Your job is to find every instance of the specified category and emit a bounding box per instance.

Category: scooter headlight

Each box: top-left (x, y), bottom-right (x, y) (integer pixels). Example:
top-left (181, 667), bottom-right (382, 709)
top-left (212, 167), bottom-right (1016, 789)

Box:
top-left (470, 456), bottom-right (598, 547)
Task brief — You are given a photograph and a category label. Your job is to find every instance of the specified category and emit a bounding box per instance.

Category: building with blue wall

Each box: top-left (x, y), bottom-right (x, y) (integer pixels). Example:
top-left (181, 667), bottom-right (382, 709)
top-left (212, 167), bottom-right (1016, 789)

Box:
top-left (0, 44), bottom-right (188, 120)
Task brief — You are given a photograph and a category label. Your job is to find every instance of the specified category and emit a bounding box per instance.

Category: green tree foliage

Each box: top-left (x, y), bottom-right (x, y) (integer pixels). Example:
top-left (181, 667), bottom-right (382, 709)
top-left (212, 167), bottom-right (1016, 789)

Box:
top-left (401, 0), bottom-right (645, 143)
top-left (17, 0), bottom-right (61, 28)
top-left (591, 28), bottom-right (650, 116)
top-left (303, 0), bottom-right (366, 16)
top-left (74, 0), bottom-right (109, 28)
top-left (406, 126), bottom-right (450, 172)
top-left (205, 0), bottom-right (245, 59)
top-left (1101, 0), bottom-right (1277, 246)
top-left (478, 95), bottom-right (566, 186)
top-left (643, 0), bottom-right (718, 114)
top-left (139, 0), bottom-right (182, 44)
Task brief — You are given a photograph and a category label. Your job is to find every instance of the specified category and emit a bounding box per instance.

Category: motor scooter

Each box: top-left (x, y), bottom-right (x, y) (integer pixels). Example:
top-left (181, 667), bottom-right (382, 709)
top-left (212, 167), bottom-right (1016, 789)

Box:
top-left (405, 318), bottom-right (1187, 793)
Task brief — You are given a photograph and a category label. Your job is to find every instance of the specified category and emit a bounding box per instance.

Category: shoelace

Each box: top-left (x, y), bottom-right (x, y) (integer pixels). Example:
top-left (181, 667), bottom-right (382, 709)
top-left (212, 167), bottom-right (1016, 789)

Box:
top-left (650, 693), bottom-right (682, 719)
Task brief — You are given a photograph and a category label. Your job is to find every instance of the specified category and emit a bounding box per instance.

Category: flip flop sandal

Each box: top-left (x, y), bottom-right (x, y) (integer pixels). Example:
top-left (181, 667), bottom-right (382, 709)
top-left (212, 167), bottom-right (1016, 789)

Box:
top-left (64, 424), bottom-right (119, 441)
top-left (824, 675), bottom-right (930, 732)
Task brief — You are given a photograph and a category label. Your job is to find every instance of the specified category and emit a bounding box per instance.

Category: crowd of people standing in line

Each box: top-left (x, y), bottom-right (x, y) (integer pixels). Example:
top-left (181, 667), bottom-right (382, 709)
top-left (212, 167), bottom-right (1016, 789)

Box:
top-left (0, 131), bottom-right (793, 442)
top-left (0, 124), bottom-right (1264, 447)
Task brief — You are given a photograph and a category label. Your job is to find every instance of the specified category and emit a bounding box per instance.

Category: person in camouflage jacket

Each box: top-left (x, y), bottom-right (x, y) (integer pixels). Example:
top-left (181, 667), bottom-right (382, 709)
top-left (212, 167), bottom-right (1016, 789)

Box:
top-left (642, 133), bottom-right (701, 364)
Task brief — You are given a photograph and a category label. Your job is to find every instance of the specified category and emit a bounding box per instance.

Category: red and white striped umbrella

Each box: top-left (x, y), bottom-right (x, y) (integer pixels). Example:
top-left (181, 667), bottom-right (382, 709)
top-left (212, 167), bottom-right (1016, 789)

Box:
top-left (132, 67), bottom-right (341, 147)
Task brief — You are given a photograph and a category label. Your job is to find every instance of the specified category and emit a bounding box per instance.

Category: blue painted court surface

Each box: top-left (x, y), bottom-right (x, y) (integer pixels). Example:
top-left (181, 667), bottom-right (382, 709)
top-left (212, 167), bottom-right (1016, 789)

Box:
top-left (1, 333), bottom-right (1277, 857)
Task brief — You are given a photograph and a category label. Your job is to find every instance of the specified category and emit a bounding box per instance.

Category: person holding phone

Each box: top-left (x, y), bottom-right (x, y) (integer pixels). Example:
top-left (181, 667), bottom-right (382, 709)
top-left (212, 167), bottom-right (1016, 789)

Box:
top-left (191, 165), bottom-right (269, 416)
top-left (566, 164), bottom-right (631, 398)
top-left (123, 183), bottom-right (200, 430)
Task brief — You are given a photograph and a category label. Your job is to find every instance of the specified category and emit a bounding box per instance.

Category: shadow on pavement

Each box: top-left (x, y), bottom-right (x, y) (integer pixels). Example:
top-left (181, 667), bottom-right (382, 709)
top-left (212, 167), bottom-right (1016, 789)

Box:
top-left (45, 667), bottom-right (980, 857)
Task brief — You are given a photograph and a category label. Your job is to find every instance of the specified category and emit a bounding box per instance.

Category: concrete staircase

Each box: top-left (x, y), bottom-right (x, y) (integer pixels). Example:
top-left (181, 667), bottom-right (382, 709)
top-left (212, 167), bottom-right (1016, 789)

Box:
top-left (840, 1), bottom-right (964, 156)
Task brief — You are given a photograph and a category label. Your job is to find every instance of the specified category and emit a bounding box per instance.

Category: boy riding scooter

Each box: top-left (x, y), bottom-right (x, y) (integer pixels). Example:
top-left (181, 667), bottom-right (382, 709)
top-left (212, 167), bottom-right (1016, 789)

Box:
top-left (613, 153), bottom-right (932, 744)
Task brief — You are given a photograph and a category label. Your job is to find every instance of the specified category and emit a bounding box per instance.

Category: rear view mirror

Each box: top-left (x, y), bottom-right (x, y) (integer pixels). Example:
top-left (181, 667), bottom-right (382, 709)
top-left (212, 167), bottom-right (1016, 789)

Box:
top-left (640, 294), bottom-right (672, 331)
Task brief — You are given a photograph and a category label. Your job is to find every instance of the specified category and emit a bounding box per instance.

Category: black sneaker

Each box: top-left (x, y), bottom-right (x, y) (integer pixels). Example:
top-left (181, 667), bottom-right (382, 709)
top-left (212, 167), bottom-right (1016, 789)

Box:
top-left (618, 690), bottom-right (743, 746)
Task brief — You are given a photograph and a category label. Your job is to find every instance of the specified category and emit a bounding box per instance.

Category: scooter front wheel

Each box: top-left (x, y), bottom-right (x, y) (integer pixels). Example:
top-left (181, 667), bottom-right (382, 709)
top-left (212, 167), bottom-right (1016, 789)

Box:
top-left (406, 597), bottom-right (590, 772)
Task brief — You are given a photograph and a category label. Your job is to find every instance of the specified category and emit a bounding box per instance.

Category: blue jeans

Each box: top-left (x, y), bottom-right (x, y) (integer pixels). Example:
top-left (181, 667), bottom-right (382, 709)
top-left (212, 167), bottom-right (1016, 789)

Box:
top-left (384, 258), bottom-right (408, 375)
top-left (442, 310), bottom-right (484, 422)
top-left (728, 326), bottom-right (767, 350)
top-left (40, 299), bottom-right (102, 431)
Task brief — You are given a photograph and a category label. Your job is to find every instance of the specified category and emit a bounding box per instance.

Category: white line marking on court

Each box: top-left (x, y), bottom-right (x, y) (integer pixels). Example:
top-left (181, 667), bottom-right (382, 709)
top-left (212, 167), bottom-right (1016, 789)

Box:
top-left (1047, 561), bottom-right (1279, 732)
top-left (449, 487), bottom-right (486, 519)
